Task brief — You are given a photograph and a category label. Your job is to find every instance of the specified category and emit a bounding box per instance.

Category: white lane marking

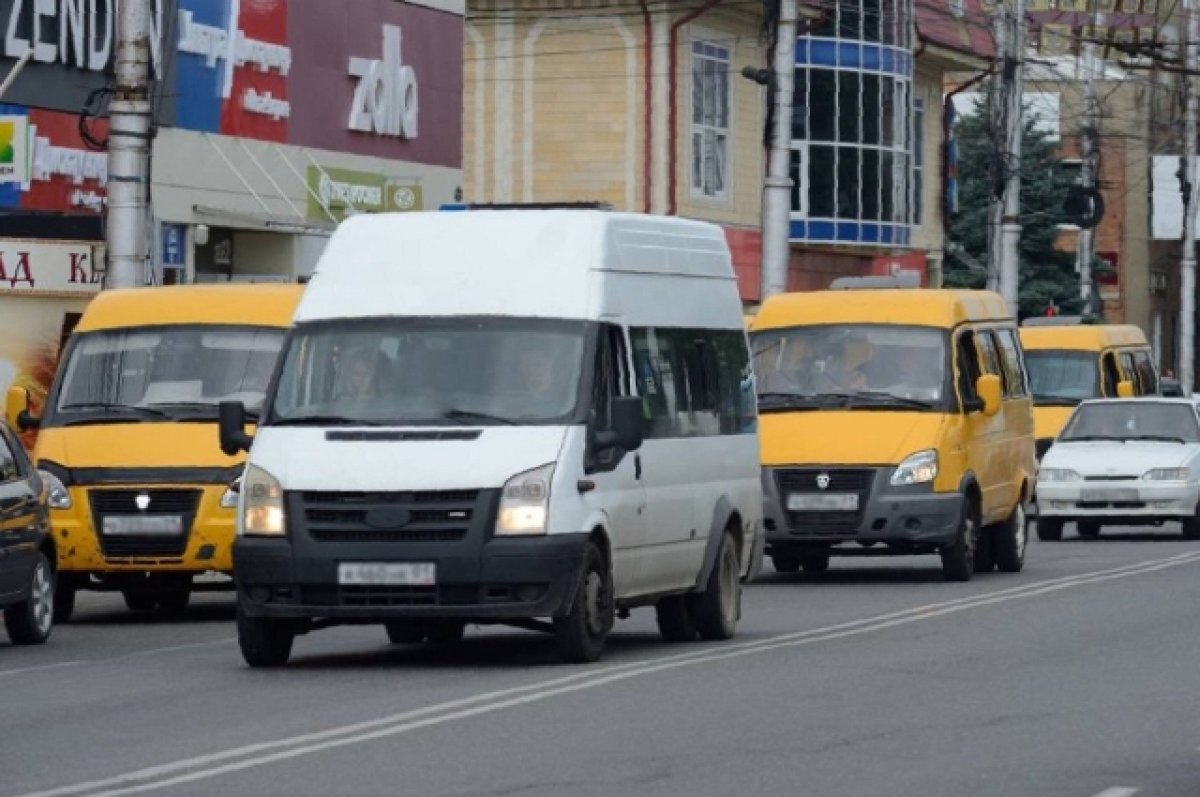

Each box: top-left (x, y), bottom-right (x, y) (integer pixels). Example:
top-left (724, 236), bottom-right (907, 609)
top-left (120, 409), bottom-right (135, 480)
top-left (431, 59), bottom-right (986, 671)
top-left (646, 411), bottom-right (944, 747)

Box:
top-left (14, 551), bottom-right (1200, 797)
top-left (0, 660), bottom-right (85, 678)
top-left (115, 639), bottom-right (234, 659)
top-left (1091, 788), bottom-right (1140, 797)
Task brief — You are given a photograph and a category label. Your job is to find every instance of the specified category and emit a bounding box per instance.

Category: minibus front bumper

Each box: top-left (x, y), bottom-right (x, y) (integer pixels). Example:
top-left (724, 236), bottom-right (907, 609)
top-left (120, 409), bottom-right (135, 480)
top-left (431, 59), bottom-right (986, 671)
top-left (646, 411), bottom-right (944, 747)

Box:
top-left (233, 519), bottom-right (591, 622)
top-left (762, 467), bottom-right (963, 553)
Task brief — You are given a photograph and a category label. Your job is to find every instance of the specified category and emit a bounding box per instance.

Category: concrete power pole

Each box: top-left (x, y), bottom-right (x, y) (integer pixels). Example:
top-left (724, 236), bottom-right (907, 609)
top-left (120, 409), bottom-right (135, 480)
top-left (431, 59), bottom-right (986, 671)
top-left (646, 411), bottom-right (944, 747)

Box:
top-left (1180, 0), bottom-right (1199, 394)
top-left (986, 10), bottom-right (1007, 294)
top-left (104, 0), bottom-right (154, 289)
top-left (997, 0), bottom-right (1026, 313)
top-left (1076, 4), bottom-right (1102, 317)
top-left (759, 0), bottom-right (797, 300)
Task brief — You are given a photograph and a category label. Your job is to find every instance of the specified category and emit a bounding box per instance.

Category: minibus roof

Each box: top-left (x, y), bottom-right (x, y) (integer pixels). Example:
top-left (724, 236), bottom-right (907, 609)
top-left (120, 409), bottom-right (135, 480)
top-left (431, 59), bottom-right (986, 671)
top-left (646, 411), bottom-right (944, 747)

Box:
top-left (752, 289), bottom-right (1011, 331)
top-left (1019, 323), bottom-right (1148, 351)
top-left (75, 285), bottom-right (304, 333)
top-left (297, 210), bottom-right (739, 325)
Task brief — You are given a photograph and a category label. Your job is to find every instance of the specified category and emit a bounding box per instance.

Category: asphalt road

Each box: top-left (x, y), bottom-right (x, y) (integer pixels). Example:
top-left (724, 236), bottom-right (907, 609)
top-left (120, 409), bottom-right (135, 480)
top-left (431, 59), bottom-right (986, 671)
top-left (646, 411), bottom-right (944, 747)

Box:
top-left (3, 524), bottom-right (1200, 797)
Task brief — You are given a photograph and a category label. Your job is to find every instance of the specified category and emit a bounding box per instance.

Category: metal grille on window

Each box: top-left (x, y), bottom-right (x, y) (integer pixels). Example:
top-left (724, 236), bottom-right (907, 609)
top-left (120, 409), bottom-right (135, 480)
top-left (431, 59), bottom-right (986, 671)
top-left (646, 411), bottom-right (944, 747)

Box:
top-left (691, 41), bottom-right (730, 199)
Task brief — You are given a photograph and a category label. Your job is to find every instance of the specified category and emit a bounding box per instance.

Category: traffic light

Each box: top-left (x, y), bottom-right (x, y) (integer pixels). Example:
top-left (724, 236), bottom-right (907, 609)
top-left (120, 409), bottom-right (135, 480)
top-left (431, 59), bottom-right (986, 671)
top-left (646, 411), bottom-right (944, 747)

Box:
top-left (1044, 304), bottom-right (1058, 317)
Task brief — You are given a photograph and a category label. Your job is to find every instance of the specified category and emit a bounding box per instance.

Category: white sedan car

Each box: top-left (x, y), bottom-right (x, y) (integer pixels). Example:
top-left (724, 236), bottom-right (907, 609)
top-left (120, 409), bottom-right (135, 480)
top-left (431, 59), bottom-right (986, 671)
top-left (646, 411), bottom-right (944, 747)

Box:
top-left (1036, 398), bottom-right (1200, 541)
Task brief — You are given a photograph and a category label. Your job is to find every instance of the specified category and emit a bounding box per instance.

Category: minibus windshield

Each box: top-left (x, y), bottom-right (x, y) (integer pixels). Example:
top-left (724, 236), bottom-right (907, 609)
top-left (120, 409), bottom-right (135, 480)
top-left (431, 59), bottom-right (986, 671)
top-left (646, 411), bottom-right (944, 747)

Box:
top-left (751, 324), bottom-right (948, 410)
top-left (268, 317), bottom-right (588, 427)
top-left (50, 325), bottom-right (285, 425)
top-left (1025, 350), bottom-right (1099, 406)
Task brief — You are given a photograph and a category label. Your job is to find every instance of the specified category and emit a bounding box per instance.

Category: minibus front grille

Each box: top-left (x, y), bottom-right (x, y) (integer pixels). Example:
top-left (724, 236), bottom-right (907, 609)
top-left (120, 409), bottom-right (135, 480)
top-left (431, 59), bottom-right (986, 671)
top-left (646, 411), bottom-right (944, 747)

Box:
top-left (297, 490), bottom-right (482, 543)
top-left (775, 468), bottom-right (872, 533)
top-left (89, 488), bottom-right (201, 558)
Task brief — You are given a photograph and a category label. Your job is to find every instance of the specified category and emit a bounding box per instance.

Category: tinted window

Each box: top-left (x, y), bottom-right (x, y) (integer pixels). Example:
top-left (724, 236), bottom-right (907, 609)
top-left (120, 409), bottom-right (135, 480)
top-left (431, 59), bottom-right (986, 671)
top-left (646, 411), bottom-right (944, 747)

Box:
top-left (1101, 352), bottom-right (1121, 396)
top-left (1026, 350), bottom-right (1099, 404)
top-left (633, 328), bottom-right (754, 438)
top-left (1133, 350), bottom-right (1159, 395)
top-left (995, 328), bottom-right (1028, 398)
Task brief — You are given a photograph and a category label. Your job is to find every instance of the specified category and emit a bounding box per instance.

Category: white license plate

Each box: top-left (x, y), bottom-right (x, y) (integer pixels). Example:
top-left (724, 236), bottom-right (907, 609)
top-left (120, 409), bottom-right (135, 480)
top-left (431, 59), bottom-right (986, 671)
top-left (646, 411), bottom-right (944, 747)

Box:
top-left (101, 515), bottom-right (184, 536)
top-left (1082, 488), bottom-right (1139, 502)
top-left (787, 493), bottom-right (859, 511)
top-left (337, 562), bottom-right (437, 586)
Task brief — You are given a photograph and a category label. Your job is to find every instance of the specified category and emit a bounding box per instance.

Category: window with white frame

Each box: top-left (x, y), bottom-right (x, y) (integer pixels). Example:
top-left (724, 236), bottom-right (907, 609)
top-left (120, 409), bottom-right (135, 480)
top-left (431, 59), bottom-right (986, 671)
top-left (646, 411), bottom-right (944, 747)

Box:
top-left (691, 40), bottom-right (730, 199)
top-left (913, 99), bottom-right (924, 225)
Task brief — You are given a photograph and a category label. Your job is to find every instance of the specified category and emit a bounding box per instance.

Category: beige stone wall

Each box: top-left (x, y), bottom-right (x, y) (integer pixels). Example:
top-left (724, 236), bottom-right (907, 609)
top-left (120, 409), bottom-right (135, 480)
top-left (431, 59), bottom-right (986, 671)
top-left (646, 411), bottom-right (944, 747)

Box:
top-left (912, 65), bottom-right (947, 272)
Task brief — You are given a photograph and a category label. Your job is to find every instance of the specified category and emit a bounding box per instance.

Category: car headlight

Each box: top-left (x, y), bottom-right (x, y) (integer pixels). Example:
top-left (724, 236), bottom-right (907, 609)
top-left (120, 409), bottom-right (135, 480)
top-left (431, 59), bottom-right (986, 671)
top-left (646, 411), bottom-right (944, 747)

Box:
top-left (1038, 468), bottom-right (1082, 483)
top-left (37, 468), bottom-right (72, 509)
top-left (890, 450), bottom-right (938, 486)
top-left (1142, 468), bottom-right (1191, 481)
top-left (220, 474), bottom-right (243, 509)
top-left (496, 462), bottom-right (554, 536)
top-left (241, 464), bottom-right (285, 536)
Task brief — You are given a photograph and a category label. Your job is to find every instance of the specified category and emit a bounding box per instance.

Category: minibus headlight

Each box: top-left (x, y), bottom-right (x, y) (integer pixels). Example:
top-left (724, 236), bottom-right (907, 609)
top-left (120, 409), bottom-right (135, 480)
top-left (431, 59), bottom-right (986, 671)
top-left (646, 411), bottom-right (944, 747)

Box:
top-left (37, 468), bottom-right (72, 510)
top-left (1142, 468), bottom-right (1191, 482)
top-left (890, 450), bottom-right (938, 486)
top-left (496, 462), bottom-right (555, 536)
top-left (1038, 468), bottom-right (1081, 483)
top-left (220, 474), bottom-right (243, 509)
top-left (241, 464), bottom-right (285, 536)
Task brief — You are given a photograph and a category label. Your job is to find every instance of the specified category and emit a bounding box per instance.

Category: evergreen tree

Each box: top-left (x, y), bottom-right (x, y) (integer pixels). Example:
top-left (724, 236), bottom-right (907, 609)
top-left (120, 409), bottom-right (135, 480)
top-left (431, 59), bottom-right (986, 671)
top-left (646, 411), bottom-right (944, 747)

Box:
top-left (944, 94), bottom-right (1088, 319)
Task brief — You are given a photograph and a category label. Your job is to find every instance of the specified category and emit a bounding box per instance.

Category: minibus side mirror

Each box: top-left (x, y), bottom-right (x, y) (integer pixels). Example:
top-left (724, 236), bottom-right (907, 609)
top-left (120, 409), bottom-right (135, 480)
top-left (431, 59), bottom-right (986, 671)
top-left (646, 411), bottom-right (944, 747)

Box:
top-left (1116, 379), bottom-right (1135, 398)
top-left (976, 374), bottom-right (1002, 417)
top-left (5, 385), bottom-right (39, 431)
top-left (218, 401), bottom-right (254, 456)
top-left (593, 397), bottom-right (645, 453)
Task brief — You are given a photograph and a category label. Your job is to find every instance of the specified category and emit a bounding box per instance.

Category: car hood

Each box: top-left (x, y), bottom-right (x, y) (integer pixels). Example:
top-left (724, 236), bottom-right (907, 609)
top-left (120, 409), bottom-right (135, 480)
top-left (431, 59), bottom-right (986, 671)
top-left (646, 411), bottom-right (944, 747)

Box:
top-left (249, 426), bottom-right (569, 491)
top-left (1042, 441), bottom-right (1200, 478)
top-left (34, 423), bottom-right (244, 470)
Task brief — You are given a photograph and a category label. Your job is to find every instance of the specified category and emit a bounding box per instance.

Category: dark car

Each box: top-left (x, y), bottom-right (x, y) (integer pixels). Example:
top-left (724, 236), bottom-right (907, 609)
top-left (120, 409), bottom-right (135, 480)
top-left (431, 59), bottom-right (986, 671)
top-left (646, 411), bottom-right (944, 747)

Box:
top-left (0, 420), bottom-right (55, 645)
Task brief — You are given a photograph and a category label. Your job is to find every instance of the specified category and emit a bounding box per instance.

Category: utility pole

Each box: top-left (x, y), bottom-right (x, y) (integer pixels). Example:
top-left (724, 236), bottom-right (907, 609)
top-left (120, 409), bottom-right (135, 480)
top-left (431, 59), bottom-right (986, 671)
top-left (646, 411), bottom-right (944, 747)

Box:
top-left (759, 0), bottom-right (797, 300)
top-left (104, 0), bottom-right (154, 289)
top-left (997, 0), bottom-right (1026, 312)
top-left (1180, 0), bottom-right (1199, 394)
top-left (1076, 3), bottom-right (1102, 317)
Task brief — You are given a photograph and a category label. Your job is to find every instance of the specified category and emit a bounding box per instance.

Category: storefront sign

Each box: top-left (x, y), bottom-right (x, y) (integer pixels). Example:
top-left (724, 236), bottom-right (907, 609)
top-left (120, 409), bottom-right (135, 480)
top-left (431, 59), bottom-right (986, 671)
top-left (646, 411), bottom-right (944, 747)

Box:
top-left (348, 24), bottom-right (418, 139)
top-left (0, 113), bottom-right (29, 183)
top-left (3, 0), bottom-right (165, 74)
top-left (0, 107), bottom-right (107, 214)
top-left (306, 165), bottom-right (424, 221)
top-left (0, 240), bottom-right (102, 294)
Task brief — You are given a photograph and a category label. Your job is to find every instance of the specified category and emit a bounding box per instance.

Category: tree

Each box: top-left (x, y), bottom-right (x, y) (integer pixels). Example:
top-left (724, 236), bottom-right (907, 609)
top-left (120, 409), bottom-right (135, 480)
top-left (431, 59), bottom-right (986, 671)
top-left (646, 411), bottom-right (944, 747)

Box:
top-left (944, 92), bottom-right (1085, 319)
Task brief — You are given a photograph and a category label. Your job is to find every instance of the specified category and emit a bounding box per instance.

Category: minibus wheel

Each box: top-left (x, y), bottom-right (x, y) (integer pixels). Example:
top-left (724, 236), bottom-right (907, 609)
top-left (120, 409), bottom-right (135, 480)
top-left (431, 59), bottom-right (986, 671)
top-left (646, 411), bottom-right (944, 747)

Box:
top-left (993, 502), bottom-right (1027, 573)
top-left (691, 531), bottom-right (740, 641)
top-left (941, 499), bottom-right (978, 582)
top-left (53, 576), bottom-right (77, 623)
top-left (236, 603), bottom-right (294, 667)
top-left (799, 553), bottom-right (829, 573)
top-left (553, 542), bottom-right (613, 663)
top-left (770, 555), bottom-right (801, 574)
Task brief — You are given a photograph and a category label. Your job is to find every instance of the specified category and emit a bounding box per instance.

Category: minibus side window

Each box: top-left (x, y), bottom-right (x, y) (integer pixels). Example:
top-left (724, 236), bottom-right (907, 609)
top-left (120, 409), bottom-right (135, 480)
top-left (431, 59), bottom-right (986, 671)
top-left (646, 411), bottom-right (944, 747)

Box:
top-left (586, 324), bottom-right (631, 474)
top-left (1119, 351), bottom-right (1140, 393)
top-left (994, 328), bottom-right (1028, 398)
top-left (1133, 350), bottom-right (1158, 394)
top-left (955, 330), bottom-right (983, 410)
top-left (1100, 352), bottom-right (1120, 396)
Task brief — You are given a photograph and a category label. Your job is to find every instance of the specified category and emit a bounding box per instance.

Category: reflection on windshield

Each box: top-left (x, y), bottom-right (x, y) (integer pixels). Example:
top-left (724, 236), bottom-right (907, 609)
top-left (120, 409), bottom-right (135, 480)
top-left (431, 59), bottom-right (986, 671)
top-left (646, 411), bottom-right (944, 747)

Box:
top-left (1062, 402), bottom-right (1200, 443)
top-left (53, 326), bottom-right (285, 422)
top-left (751, 324), bottom-right (946, 407)
top-left (1026, 350), bottom-right (1098, 404)
top-left (269, 317), bottom-right (587, 426)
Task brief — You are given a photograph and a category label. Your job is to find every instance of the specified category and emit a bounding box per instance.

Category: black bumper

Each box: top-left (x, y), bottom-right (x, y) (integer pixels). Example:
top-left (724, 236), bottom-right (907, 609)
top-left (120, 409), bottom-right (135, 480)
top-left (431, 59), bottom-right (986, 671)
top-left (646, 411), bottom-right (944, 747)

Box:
top-left (233, 532), bottom-right (590, 621)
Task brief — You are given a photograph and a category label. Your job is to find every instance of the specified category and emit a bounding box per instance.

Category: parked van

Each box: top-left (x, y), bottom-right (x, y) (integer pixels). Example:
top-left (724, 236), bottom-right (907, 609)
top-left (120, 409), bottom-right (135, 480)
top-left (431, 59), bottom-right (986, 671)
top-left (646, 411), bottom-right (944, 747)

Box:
top-left (220, 210), bottom-right (761, 666)
top-left (6, 285), bottom-right (302, 619)
top-left (1019, 319), bottom-right (1157, 459)
top-left (753, 284), bottom-right (1036, 581)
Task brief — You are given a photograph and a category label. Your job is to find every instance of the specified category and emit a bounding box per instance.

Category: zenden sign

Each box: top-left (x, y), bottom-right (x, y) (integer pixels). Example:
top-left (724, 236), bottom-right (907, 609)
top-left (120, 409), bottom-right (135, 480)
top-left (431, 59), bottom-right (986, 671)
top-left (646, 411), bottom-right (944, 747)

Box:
top-left (306, 165), bottom-right (423, 222)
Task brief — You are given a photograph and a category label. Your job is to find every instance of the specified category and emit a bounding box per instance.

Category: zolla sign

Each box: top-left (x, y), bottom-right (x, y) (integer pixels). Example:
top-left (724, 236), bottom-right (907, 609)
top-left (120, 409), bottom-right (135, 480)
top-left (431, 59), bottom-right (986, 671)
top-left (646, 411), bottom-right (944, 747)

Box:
top-left (3, 0), bottom-right (166, 74)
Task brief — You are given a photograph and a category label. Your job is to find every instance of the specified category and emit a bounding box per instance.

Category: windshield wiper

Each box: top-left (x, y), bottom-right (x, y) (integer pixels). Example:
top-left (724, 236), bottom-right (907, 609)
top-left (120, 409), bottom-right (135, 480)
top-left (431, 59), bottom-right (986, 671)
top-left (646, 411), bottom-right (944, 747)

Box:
top-left (1034, 394), bottom-right (1085, 406)
top-left (843, 391), bottom-right (936, 410)
top-left (757, 392), bottom-right (822, 411)
top-left (271, 414), bottom-right (384, 427)
top-left (441, 408), bottom-right (518, 426)
top-left (1064, 435), bottom-right (1127, 442)
top-left (59, 402), bottom-right (172, 420)
top-left (1129, 434), bottom-right (1189, 444)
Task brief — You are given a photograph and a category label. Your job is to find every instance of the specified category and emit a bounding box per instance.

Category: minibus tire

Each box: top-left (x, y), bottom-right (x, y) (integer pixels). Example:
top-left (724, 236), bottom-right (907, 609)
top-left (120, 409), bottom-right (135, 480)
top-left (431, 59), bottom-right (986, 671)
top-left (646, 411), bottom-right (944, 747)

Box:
top-left (53, 578), bottom-right (76, 623)
top-left (655, 595), bottom-right (697, 642)
top-left (691, 531), bottom-right (739, 641)
top-left (1036, 518), bottom-right (1064, 541)
top-left (236, 604), bottom-right (294, 667)
top-left (553, 542), bottom-right (613, 663)
top-left (973, 527), bottom-right (996, 573)
top-left (993, 503), bottom-right (1027, 573)
top-left (799, 554), bottom-right (829, 573)
top-left (941, 500), bottom-right (978, 583)
top-left (122, 588), bottom-right (158, 612)
top-left (1076, 521), bottom-right (1102, 539)
top-left (385, 622), bottom-right (427, 644)
top-left (770, 555), bottom-right (801, 574)
top-left (426, 621), bottom-right (466, 645)
top-left (4, 553), bottom-right (54, 645)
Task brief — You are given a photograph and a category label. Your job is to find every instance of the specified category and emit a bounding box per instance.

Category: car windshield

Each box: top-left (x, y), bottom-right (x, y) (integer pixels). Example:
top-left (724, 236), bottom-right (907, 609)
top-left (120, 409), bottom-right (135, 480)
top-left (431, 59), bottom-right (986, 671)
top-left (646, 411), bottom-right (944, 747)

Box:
top-left (1061, 402), bottom-right (1200, 443)
top-left (52, 325), bottom-right (285, 423)
top-left (1025, 350), bottom-right (1098, 405)
top-left (268, 317), bottom-right (588, 426)
top-left (750, 324), bottom-right (947, 408)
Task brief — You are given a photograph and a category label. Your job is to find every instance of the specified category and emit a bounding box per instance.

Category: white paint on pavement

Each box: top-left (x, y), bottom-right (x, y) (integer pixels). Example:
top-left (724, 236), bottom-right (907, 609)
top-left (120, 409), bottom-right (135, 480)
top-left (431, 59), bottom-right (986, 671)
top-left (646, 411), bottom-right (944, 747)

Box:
top-left (1090, 788), bottom-right (1140, 797)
